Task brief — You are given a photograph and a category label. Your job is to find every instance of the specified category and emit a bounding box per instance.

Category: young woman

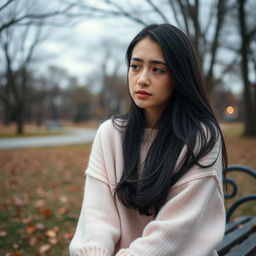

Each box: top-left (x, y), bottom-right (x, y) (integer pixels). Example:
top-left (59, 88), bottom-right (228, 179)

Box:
top-left (69, 24), bottom-right (228, 256)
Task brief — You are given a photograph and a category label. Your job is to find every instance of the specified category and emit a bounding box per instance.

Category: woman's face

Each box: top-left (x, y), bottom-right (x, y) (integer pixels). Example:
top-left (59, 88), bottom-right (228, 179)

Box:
top-left (128, 37), bottom-right (173, 120)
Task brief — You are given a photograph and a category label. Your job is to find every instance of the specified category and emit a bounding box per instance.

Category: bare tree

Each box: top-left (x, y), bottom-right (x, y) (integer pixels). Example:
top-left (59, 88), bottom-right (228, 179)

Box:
top-left (0, 18), bottom-right (46, 134)
top-left (86, 38), bottom-right (128, 119)
top-left (0, 0), bottom-right (79, 133)
top-left (238, 0), bottom-right (256, 136)
top-left (0, 0), bottom-right (74, 33)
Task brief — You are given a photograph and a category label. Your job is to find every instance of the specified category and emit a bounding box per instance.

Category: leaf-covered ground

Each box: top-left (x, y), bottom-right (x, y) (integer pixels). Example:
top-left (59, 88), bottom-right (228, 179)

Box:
top-left (0, 145), bottom-right (91, 256)
top-left (0, 122), bottom-right (255, 255)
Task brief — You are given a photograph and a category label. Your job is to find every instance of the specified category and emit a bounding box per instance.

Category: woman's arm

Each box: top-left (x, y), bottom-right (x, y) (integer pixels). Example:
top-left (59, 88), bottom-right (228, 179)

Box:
top-left (116, 174), bottom-right (225, 256)
top-left (69, 175), bottom-right (121, 256)
top-left (69, 121), bottom-right (121, 256)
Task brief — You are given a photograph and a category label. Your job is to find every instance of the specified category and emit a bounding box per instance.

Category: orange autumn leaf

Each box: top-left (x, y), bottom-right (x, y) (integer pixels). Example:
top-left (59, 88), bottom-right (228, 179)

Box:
top-left (64, 232), bottom-right (73, 240)
top-left (57, 207), bottom-right (67, 215)
top-left (42, 208), bottom-right (52, 217)
top-left (26, 224), bottom-right (35, 234)
top-left (12, 251), bottom-right (22, 256)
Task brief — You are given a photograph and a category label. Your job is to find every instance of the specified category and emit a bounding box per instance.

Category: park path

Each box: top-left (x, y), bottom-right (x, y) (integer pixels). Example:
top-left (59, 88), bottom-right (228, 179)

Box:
top-left (0, 127), bottom-right (97, 150)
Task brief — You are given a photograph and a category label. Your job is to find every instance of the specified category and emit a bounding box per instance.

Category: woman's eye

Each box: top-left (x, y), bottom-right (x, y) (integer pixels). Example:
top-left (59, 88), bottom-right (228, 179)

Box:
top-left (129, 64), bottom-right (139, 71)
top-left (153, 67), bottom-right (164, 73)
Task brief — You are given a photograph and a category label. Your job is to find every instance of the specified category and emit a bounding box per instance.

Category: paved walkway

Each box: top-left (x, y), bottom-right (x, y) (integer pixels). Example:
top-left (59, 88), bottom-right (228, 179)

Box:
top-left (0, 127), bottom-right (97, 150)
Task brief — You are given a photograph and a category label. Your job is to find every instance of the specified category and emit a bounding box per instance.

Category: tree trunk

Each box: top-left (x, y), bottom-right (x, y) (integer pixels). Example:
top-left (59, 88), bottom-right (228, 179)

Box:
top-left (3, 101), bottom-right (11, 125)
top-left (16, 103), bottom-right (25, 134)
top-left (36, 101), bottom-right (44, 126)
top-left (239, 0), bottom-right (256, 136)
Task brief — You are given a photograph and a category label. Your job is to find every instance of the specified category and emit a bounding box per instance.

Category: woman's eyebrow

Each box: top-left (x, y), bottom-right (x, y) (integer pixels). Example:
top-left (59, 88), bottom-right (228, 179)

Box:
top-left (131, 57), bottom-right (167, 66)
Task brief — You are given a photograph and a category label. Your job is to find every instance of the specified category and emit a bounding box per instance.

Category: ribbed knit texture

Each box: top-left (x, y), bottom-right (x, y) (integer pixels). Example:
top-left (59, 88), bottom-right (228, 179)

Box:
top-left (77, 246), bottom-right (111, 256)
top-left (69, 119), bottom-right (225, 256)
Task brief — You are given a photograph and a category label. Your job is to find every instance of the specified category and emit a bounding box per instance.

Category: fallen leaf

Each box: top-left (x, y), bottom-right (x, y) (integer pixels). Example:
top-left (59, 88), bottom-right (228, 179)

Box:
top-left (57, 207), bottom-right (67, 215)
top-left (0, 230), bottom-right (7, 237)
top-left (4, 252), bottom-right (12, 256)
top-left (45, 229), bottom-right (56, 238)
top-left (42, 208), bottom-right (52, 217)
top-left (26, 224), bottom-right (35, 234)
top-left (35, 223), bottom-right (45, 230)
top-left (38, 244), bottom-right (51, 255)
top-left (49, 237), bottom-right (58, 244)
top-left (36, 187), bottom-right (46, 197)
top-left (59, 196), bottom-right (68, 203)
top-left (13, 196), bottom-right (26, 206)
top-left (64, 232), bottom-right (73, 240)
top-left (22, 217), bottom-right (33, 224)
top-left (13, 244), bottom-right (19, 249)
top-left (53, 226), bottom-right (59, 232)
top-left (12, 252), bottom-right (22, 256)
top-left (28, 236), bottom-right (38, 246)
top-left (34, 199), bottom-right (45, 208)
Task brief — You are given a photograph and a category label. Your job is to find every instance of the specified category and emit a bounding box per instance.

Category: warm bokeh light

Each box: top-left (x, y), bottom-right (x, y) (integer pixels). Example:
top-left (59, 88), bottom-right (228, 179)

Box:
top-left (226, 106), bottom-right (234, 115)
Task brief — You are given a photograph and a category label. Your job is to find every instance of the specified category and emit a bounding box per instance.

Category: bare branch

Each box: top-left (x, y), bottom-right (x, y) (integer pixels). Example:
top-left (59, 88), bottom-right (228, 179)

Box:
top-left (206, 0), bottom-right (226, 83)
top-left (0, 0), bottom-right (15, 12)
top-left (3, 41), bottom-right (19, 101)
top-left (167, 0), bottom-right (183, 28)
top-left (176, 0), bottom-right (190, 35)
top-left (221, 55), bottom-right (240, 76)
top-left (0, 3), bottom-right (75, 33)
top-left (145, 0), bottom-right (169, 23)
top-left (66, 1), bottom-right (147, 25)
top-left (248, 26), bottom-right (256, 40)
top-left (204, 1), bottom-right (217, 35)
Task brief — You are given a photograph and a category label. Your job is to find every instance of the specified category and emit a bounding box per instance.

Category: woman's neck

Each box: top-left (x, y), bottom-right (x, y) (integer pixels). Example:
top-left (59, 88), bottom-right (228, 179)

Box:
top-left (144, 108), bottom-right (163, 128)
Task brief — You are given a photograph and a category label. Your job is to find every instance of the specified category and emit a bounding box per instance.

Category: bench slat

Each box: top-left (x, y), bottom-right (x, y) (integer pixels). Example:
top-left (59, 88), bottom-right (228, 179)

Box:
top-left (225, 216), bottom-right (251, 234)
top-left (217, 217), bottom-right (256, 255)
top-left (226, 232), bottom-right (256, 256)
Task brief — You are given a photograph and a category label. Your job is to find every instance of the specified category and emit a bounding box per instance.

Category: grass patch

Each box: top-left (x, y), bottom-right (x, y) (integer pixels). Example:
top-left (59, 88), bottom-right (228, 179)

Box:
top-left (0, 124), bottom-right (66, 138)
top-left (0, 122), bottom-right (255, 255)
top-left (0, 121), bottom-right (99, 138)
top-left (0, 131), bottom-right (65, 138)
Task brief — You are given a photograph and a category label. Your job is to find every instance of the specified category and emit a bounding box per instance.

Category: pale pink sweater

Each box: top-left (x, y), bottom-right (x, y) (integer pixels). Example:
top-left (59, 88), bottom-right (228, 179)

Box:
top-left (69, 119), bottom-right (225, 256)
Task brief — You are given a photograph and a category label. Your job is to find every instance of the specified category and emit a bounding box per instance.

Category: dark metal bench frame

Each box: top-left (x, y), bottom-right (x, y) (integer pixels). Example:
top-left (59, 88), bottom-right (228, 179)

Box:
top-left (217, 165), bottom-right (256, 256)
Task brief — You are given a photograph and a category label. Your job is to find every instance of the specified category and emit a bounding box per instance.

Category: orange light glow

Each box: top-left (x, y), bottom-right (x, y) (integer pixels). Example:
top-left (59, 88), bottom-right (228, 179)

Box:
top-left (226, 106), bottom-right (234, 115)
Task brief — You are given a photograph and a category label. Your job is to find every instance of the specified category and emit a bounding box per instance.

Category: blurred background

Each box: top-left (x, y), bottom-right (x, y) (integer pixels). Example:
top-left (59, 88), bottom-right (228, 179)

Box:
top-left (0, 0), bottom-right (255, 255)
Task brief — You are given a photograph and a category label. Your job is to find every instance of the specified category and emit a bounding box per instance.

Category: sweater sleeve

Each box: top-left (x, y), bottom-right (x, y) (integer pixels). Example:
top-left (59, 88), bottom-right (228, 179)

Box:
top-left (69, 121), bottom-right (121, 256)
top-left (116, 174), bottom-right (225, 256)
top-left (69, 175), bottom-right (121, 256)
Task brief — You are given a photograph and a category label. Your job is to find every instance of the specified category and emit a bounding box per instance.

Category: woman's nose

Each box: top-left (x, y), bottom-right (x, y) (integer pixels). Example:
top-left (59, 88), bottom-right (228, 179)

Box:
top-left (138, 71), bottom-right (150, 87)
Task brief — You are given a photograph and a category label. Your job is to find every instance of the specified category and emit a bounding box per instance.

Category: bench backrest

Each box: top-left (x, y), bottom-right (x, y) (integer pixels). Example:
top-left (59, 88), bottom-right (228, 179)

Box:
top-left (224, 165), bottom-right (256, 222)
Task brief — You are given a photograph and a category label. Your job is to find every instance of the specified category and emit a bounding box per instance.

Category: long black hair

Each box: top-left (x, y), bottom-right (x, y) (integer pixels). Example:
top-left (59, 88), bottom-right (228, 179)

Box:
top-left (112, 24), bottom-right (228, 216)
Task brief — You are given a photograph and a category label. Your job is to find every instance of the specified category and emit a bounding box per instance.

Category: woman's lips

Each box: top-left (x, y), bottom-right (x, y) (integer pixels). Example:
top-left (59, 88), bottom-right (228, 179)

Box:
top-left (135, 90), bottom-right (152, 99)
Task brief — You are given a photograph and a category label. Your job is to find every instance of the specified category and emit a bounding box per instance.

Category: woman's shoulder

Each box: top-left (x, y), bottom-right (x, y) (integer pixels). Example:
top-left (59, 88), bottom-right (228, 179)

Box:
top-left (97, 117), bottom-right (127, 139)
top-left (97, 119), bottom-right (113, 132)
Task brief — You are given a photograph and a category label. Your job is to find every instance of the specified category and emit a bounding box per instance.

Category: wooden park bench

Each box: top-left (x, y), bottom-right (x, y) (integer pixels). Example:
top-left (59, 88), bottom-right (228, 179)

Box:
top-left (217, 165), bottom-right (256, 256)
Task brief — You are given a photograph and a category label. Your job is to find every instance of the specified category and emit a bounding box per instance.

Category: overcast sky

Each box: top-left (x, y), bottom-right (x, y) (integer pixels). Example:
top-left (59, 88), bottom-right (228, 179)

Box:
top-left (40, 17), bottom-right (143, 86)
